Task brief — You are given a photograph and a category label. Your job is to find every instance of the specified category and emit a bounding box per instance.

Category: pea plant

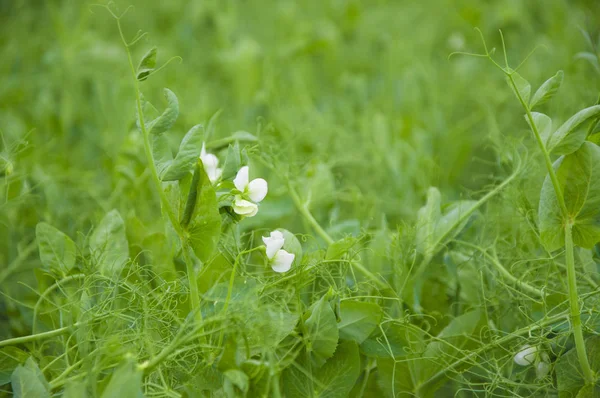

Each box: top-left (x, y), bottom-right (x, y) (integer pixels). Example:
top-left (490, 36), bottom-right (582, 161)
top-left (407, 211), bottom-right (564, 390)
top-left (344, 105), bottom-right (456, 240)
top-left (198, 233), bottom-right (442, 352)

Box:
top-left (1, 5), bottom-right (600, 398)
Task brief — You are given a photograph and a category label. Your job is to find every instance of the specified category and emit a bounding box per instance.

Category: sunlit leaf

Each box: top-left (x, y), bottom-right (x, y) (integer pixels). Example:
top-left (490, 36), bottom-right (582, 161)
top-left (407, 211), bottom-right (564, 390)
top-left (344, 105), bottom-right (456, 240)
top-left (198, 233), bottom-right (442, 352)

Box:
top-left (304, 294), bottom-right (339, 367)
top-left (530, 70), bottom-right (563, 109)
top-left (547, 105), bottom-right (600, 155)
top-left (162, 124), bottom-right (205, 181)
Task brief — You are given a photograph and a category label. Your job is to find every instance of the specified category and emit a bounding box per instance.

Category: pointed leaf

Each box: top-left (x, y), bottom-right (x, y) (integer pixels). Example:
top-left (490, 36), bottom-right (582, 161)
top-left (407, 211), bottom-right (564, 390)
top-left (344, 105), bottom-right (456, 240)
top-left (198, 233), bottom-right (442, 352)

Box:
top-left (547, 105), bottom-right (600, 155)
top-left (90, 210), bottom-right (129, 276)
top-left (136, 47), bottom-right (157, 81)
top-left (187, 163), bottom-right (221, 262)
top-left (147, 88), bottom-right (179, 136)
top-left (305, 294), bottom-right (339, 367)
top-left (36, 222), bottom-right (76, 274)
top-left (152, 134), bottom-right (173, 177)
top-left (539, 142), bottom-right (600, 251)
top-left (318, 341), bottom-right (361, 398)
top-left (10, 357), bottom-right (50, 398)
top-left (338, 301), bottom-right (382, 344)
top-left (530, 70), bottom-right (563, 109)
top-left (162, 125), bottom-right (205, 181)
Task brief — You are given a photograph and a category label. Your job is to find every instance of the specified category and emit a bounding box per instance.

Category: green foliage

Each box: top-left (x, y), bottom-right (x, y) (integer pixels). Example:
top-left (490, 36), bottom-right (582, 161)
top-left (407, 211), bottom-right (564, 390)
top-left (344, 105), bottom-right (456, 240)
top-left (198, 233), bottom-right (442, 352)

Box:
top-left (10, 357), bottom-right (50, 398)
top-left (2, 1), bottom-right (600, 397)
top-left (539, 142), bottom-right (600, 251)
top-left (90, 209), bottom-right (129, 276)
top-left (36, 222), bottom-right (77, 274)
top-left (530, 70), bottom-right (564, 109)
top-left (304, 293), bottom-right (339, 367)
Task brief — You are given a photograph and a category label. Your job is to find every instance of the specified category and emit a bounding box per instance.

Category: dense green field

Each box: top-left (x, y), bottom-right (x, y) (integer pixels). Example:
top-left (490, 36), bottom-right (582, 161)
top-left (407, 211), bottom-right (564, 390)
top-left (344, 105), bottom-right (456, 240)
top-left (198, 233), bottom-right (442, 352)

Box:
top-left (2, 0), bottom-right (600, 396)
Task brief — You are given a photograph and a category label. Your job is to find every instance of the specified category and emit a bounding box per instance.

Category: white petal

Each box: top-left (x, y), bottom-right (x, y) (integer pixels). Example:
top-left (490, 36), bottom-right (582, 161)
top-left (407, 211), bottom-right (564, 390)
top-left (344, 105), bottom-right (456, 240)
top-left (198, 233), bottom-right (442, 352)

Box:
top-left (536, 361), bottom-right (551, 379)
top-left (262, 231), bottom-right (285, 259)
top-left (514, 345), bottom-right (538, 366)
top-left (206, 167), bottom-right (222, 183)
top-left (247, 178), bottom-right (268, 203)
top-left (201, 153), bottom-right (219, 169)
top-left (234, 166), bottom-right (249, 192)
top-left (233, 197), bottom-right (258, 217)
top-left (271, 249), bottom-right (295, 273)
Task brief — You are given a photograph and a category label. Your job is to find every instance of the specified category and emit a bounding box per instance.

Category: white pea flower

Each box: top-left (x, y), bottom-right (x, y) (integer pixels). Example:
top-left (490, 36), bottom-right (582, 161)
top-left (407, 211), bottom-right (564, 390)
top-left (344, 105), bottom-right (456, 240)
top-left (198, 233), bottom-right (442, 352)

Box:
top-left (514, 345), bottom-right (551, 379)
top-left (200, 143), bottom-right (222, 183)
top-left (232, 166), bottom-right (268, 217)
top-left (514, 345), bottom-right (538, 366)
top-left (262, 230), bottom-right (295, 273)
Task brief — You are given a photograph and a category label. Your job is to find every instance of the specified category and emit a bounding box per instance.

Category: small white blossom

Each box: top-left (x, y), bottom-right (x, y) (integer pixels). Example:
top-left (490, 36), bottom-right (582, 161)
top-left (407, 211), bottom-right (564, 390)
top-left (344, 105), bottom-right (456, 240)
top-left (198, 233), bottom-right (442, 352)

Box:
top-left (263, 230), bottom-right (285, 259)
top-left (514, 345), bottom-right (551, 379)
top-left (514, 345), bottom-right (538, 366)
top-left (232, 196), bottom-right (258, 217)
top-left (200, 143), bottom-right (222, 183)
top-left (262, 230), bottom-right (295, 273)
top-left (232, 166), bottom-right (268, 217)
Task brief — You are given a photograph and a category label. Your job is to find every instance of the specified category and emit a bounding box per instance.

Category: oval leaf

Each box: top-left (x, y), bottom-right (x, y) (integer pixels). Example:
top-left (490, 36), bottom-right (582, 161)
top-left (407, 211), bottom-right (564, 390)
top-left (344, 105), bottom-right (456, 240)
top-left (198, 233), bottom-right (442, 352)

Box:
top-left (36, 222), bottom-right (76, 274)
top-left (304, 294), bottom-right (339, 367)
top-left (162, 124), bottom-right (205, 181)
top-left (90, 209), bottom-right (129, 276)
top-left (338, 301), bottom-right (383, 344)
top-left (547, 105), bottom-right (600, 156)
top-left (147, 88), bottom-right (179, 136)
top-left (530, 70), bottom-right (563, 109)
top-left (539, 142), bottom-right (600, 251)
top-left (136, 47), bottom-right (157, 81)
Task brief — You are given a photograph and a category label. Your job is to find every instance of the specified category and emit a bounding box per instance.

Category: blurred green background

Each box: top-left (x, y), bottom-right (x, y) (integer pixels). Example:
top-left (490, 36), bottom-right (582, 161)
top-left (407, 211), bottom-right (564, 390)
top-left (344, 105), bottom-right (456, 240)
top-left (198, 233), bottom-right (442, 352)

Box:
top-left (2, 0), bottom-right (600, 301)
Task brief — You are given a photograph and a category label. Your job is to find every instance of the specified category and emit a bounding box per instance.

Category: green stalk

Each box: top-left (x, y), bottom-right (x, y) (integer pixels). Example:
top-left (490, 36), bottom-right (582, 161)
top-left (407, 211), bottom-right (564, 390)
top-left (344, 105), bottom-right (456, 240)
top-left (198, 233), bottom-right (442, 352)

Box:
top-left (565, 222), bottom-right (594, 382)
top-left (115, 19), bottom-right (202, 321)
top-left (507, 74), bottom-right (594, 384)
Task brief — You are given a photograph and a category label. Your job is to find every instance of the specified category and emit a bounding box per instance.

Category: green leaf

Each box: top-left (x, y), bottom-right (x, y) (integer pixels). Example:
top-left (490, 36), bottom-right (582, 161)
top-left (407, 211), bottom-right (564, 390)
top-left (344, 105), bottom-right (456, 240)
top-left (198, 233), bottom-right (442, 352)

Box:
top-left (10, 357), bottom-right (50, 398)
top-left (417, 310), bottom-right (484, 394)
top-left (136, 47), bottom-right (157, 81)
top-left (90, 209), bottom-right (129, 276)
top-left (0, 347), bottom-right (29, 386)
top-left (221, 142), bottom-right (243, 181)
top-left (556, 336), bottom-right (600, 398)
top-left (152, 133), bottom-right (173, 177)
top-left (283, 342), bottom-right (361, 398)
top-left (526, 112), bottom-right (552, 144)
top-left (416, 187), bottom-right (477, 258)
top-left (547, 105), bottom-right (600, 155)
top-left (35, 222), bottom-right (76, 274)
top-left (147, 88), bottom-right (179, 136)
top-left (187, 164), bottom-right (221, 263)
top-left (101, 359), bottom-right (143, 398)
top-left (318, 341), bottom-right (361, 398)
top-left (326, 236), bottom-right (357, 260)
top-left (223, 369), bottom-right (249, 397)
top-left (576, 384), bottom-right (600, 398)
top-left (530, 70), bottom-right (563, 109)
top-left (507, 72), bottom-right (531, 104)
top-left (64, 381), bottom-right (88, 398)
top-left (360, 322), bottom-right (418, 359)
top-left (162, 124), bottom-right (205, 181)
top-left (338, 301), bottom-right (382, 344)
top-left (539, 142), bottom-right (600, 251)
top-left (304, 294), bottom-right (339, 367)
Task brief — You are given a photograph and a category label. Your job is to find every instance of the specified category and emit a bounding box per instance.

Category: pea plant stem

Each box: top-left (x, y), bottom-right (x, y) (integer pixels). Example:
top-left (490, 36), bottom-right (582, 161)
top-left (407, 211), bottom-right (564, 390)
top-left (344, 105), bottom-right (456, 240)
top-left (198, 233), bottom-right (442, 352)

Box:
top-left (507, 73), bottom-right (594, 384)
top-left (115, 18), bottom-right (202, 323)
